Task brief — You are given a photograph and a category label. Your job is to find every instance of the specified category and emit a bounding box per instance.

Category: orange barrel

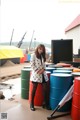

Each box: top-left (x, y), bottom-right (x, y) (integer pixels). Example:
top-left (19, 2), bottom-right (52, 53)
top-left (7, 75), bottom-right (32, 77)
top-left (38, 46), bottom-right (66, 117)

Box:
top-left (29, 81), bottom-right (43, 106)
top-left (71, 77), bottom-right (80, 120)
top-left (29, 71), bottom-right (51, 106)
top-left (24, 54), bottom-right (27, 62)
top-left (20, 57), bottom-right (24, 63)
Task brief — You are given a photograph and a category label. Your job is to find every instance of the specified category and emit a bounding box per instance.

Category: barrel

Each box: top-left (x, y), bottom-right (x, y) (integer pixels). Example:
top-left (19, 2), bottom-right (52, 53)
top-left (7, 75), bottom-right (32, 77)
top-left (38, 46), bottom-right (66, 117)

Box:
top-left (24, 66), bottom-right (31, 69)
top-left (71, 72), bottom-right (80, 81)
top-left (21, 68), bottom-right (31, 99)
top-left (45, 71), bottom-right (51, 104)
top-left (56, 67), bottom-right (73, 71)
top-left (48, 64), bottom-right (63, 68)
top-left (45, 63), bottom-right (54, 67)
top-left (29, 71), bottom-right (51, 106)
top-left (49, 73), bottom-right (73, 111)
top-left (27, 54), bottom-right (31, 62)
top-left (71, 77), bottom-right (80, 120)
top-left (53, 70), bottom-right (72, 74)
top-left (71, 72), bottom-right (80, 77)
top-left (46, 67), bottom-right (55, 73)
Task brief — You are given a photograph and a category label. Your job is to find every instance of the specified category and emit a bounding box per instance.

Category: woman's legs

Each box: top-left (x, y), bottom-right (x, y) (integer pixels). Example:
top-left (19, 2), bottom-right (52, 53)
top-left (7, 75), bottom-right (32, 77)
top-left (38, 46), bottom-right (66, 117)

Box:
top-left (42, 82), bottom-right (50, 110)
top-left (42, 82), bottom-right (48, 106)
top-left (30, 82), bottom-right (38, 111)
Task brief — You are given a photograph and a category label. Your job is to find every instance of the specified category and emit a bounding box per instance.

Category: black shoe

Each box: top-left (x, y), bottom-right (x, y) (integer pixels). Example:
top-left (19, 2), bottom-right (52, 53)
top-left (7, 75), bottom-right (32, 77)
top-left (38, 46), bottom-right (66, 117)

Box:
top-left (42, 103), bottom-right (46, 108)
top-left (30, 104), bottom-right (35, 111)
top-left (0, 95), bottom-right (5, 99)
top-left (42, 103), bottom-right (51, 110)
top-left (46, 105), bottom-right (51, 110)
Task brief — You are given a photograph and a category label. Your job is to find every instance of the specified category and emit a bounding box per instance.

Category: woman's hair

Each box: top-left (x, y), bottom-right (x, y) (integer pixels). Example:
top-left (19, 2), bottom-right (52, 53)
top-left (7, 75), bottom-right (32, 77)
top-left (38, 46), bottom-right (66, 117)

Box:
top-left (35, 44), bottom-right (46, 62)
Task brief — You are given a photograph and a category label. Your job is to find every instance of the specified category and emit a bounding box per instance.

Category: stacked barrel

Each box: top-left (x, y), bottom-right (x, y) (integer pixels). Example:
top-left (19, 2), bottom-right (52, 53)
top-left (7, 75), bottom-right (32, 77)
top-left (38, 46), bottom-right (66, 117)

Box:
top-left (21, 65), bottom-right (75, 113)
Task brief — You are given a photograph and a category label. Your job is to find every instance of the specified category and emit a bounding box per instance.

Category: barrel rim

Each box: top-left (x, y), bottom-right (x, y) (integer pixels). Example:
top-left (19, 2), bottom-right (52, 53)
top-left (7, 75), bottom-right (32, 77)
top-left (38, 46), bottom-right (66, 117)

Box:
top-left (51, 73), bottom-right (72, 77)
top-left (46, 67), bottom-right (55, 69)
top-left (53, 70), bottom-right (72, 73)
top-left (21, 68), bottom-right (32, 71)
top-left (74, 76), bottom-right (80, 80)
top-left (56, 67), bottom-right (73, 70)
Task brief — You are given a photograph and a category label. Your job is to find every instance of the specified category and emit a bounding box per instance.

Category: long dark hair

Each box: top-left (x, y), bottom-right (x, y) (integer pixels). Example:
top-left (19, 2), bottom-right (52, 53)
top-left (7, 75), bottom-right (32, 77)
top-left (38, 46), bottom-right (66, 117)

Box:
top-left (35, 44), bottom-right (46, 62)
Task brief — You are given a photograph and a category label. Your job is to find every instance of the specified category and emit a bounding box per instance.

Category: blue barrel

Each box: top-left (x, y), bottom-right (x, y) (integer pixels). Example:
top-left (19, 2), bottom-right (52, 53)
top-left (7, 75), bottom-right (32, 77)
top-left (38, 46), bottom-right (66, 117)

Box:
top-left (49, 73), bottom-right (73, 112)
top-left (46, 67), bottom-right (55, 73)
top-left (53, 70), bottom-right (72, 74)
top-left (27, 54), bottom-right (31, 61)
top-left (45, 63), bottom-right (54, 67)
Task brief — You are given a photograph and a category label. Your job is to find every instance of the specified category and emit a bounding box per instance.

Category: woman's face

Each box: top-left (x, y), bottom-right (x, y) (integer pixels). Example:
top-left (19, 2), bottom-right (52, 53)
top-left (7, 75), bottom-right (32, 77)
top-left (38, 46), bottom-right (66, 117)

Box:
top-left (38, 47), bottom-right (43, 54)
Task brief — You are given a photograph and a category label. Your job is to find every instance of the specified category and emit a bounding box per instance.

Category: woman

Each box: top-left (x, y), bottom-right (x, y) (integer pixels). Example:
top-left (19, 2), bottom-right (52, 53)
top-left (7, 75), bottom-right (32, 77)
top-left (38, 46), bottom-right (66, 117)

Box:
top-left (30, 44), bottom-right (50, 111)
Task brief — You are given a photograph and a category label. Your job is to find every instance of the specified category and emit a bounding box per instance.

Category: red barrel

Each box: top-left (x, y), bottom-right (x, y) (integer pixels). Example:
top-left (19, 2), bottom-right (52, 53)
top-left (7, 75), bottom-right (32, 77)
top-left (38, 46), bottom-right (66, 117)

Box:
top-left (29, 71), bottom-right (51, 106)
top-left (71, 77), bottom-right (80, 120)
top-left (20, 54), bottom-right (26, 63)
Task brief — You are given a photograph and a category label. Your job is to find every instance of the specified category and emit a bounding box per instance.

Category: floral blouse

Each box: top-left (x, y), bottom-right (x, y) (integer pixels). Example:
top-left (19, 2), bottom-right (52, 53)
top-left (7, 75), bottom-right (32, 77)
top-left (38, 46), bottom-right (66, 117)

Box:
top-left (30, 53), bottom-right (48, 83)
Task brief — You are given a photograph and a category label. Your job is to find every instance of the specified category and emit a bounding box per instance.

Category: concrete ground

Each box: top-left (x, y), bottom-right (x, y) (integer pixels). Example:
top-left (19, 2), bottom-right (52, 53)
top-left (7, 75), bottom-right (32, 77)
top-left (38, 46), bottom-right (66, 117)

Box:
top-left (0, 78), bottom-right (72, 120)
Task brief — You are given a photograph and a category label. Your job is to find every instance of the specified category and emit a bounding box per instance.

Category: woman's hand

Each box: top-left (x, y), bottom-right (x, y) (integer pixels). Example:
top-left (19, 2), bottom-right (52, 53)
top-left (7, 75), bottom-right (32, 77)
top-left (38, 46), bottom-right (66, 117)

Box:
top-left (37, 68), bottom-right (44, 74)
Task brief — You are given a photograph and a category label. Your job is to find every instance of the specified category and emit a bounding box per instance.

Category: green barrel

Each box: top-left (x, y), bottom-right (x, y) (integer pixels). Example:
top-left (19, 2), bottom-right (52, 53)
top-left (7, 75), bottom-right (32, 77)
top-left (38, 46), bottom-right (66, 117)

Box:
top-left (21, 68), bottom-right (31, 99)
top-left (24, 66), bottom-right (31, 69)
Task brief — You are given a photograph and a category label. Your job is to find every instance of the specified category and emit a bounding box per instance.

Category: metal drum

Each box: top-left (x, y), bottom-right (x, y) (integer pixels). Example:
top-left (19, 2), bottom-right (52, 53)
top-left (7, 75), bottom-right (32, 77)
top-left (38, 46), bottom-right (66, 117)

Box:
top-left (46, 67), bottom-right (55, 73)
top-left (49, 73), bottom-right (73, 112)
top-left (71, 77), bottom-right (80, 120)
top-left (29, 81), bottom-right (44, 106)
top-left (46, 71), bottom-right (51, 105)
top-left (21, 68), bottom-right (31, 99)
top-left (53, 70), bottom-right (72, 74)
top-left (72, 72), bottom-right (80, 77)
top-left (24, 66), bottom-right (31, 69)
top-left (71, 72), bottom-right (80, 81)
top-left (29, 71), bottom-right (51, 106)
top-left (56, 67), bottom-right (73, 71)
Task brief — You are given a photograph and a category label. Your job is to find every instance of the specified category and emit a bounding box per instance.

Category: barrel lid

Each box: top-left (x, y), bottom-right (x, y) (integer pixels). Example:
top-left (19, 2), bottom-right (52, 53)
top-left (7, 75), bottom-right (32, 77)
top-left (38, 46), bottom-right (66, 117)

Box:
top-left (22, 68), bottom-right (32, 71)
top-left (51, 73), bottom-right (72, 77)
top-left (72, 72), bottom-right (80, 76)
top-left (56, 67), bottom-right (73, 71)
top-left (75, 77), bottom-right (80, 80)
top-left (45, 71), bottom-right (51, 74)
top-left (46, 67), bottom-right (55, 70)
top-left (24, 66), bottom-right (31, 68)
top-left (53, 70), bottom-right (72, 73)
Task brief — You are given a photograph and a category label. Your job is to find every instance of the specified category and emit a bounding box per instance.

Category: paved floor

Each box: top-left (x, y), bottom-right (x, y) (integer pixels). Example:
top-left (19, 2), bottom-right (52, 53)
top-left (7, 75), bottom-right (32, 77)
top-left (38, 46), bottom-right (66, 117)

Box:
top-left (0, 78), bottom-right (72, 120)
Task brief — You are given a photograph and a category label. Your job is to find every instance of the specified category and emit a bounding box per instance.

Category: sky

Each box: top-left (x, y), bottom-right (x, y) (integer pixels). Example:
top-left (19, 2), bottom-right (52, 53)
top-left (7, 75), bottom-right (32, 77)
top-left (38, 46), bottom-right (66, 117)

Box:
top-left (0, 0), bottom-right (80, 44)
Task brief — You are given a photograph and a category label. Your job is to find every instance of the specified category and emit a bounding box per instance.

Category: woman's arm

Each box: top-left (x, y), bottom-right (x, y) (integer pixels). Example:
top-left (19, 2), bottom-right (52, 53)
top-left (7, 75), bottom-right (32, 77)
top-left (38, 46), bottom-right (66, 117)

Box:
top-left (30, 54), bottom-right (38, 71)
top-left (37, 68), bottom-right (45, 74)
